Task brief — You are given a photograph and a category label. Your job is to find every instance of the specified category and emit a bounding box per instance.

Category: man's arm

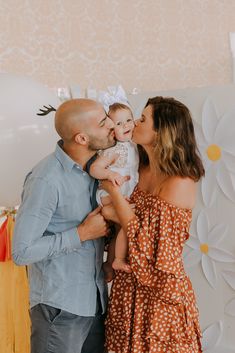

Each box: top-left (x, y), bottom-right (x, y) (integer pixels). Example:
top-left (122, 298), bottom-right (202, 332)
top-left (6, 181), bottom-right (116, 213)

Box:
top-left (12, 177), bottom-right (108, 266)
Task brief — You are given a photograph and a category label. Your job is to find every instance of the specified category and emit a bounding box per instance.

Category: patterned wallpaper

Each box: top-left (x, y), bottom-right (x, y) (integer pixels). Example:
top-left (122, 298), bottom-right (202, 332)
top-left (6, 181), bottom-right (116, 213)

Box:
top-left (0, 0), bottom-right (235, 92)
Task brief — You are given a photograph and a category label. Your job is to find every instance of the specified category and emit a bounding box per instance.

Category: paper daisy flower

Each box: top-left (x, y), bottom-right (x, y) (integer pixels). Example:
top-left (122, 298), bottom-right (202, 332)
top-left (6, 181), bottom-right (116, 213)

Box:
top-left (202, 321), bottom-right (223, 352)
top-left (223, 270), bottom-right (235, 317)
top-left (184, 211), bottom-right (235, 288)
top-left (194, 98), bottom-right (235, 207)
top-left (202, 320), bottom-right (235, 352)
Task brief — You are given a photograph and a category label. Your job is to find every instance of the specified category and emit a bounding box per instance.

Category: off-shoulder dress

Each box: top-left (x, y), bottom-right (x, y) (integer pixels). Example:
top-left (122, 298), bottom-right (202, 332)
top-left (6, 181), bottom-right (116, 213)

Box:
top-left (105, 186), bottom-right (202, 353)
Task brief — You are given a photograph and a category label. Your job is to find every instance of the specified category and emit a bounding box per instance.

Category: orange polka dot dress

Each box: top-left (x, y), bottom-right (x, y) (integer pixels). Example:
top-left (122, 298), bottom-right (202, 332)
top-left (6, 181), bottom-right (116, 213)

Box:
top-left (105, 187), bottom-right (202, 353)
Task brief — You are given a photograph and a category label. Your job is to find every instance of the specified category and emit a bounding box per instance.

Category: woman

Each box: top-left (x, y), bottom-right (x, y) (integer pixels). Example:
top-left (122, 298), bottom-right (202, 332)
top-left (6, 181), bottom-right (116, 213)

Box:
top-left (101, 96), bottom-right (205, 353)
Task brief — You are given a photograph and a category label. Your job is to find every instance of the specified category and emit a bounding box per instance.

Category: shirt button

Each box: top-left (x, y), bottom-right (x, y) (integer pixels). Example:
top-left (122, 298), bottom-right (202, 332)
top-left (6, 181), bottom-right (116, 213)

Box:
top-left (83, 172), bottom-right (86, 176)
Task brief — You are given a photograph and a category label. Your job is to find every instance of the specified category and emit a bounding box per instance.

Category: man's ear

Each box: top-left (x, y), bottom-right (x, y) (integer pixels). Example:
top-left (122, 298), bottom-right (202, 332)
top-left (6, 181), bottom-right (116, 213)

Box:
top-left (74, 132), bottom-right (89, 145)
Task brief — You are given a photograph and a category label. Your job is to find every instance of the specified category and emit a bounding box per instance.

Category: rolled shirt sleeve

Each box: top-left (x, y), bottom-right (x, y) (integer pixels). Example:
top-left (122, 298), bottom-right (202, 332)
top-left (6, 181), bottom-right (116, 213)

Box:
top-left (12, 176), bottom-right (82, 265)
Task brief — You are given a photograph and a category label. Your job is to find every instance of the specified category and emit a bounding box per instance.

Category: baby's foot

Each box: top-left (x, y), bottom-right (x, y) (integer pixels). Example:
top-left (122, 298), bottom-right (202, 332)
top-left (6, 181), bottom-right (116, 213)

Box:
top-left (112, 258), bottom-right (132, 273)
top-left (103, 261), bottom-right (115, 283)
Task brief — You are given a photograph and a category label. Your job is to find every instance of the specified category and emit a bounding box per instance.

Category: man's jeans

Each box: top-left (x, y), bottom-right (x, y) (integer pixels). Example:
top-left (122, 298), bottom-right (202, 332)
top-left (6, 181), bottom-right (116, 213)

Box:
top-left (30, 303), bottom-right (106, 353)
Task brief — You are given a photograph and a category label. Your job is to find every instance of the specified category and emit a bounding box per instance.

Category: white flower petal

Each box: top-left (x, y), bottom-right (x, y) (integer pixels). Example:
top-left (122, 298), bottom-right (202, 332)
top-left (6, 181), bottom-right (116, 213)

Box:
top-left (208, 224), bottom-right (228, 246)
top-left (222, 270), bottom-right (235, 290)
top-left (194, 120), bottom-right (207, 147)
top-left (186, 235), bottom-right (200, 249)
top-left (209, 247), bottom-right (235, 263)
top-left (184, 249), bottom-right (201, 268)
top-left (215, 112), bottom-right (235, 154)
top-left (223, 151), bottom-right (235, 174)
top-left (201, 255), bottom-right (217, 288)
top-left (231, 173), bottom-right (235, 191)
top-left (202, 98), bottom-right (219, 142)
top-left (200, 151), bottom-right (213, 171)
top-left (216, 161), bottom-right (235, 203)
top-left (202, 321), bottom-right (223, 350)
top-left (207, 347), bottom-right (235, 353)
top-left (201, 168), bottom-right (217, 207)
top-left (197, 211), bottom-right (209, 243)
top-left (212, 348), bottom-right (235, 353)
top-left (225, 298), bottom-right (235, 317)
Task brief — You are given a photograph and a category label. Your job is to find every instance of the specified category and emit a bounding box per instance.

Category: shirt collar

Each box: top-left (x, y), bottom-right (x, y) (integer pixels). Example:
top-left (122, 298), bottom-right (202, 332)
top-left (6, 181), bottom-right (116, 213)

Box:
top-left (54, 140), bottom-right (83, 172)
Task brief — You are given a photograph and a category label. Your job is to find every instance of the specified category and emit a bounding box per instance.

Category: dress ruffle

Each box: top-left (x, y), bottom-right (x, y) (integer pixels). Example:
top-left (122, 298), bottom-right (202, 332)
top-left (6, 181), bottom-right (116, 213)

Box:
top-left (105, 187), bottom-right (202, 353)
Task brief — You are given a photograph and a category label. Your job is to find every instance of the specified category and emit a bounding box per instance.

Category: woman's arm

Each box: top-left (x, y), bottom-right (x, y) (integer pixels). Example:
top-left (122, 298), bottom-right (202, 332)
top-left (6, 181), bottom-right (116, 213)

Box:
top-left (100, 179), bottom-right (135, 232)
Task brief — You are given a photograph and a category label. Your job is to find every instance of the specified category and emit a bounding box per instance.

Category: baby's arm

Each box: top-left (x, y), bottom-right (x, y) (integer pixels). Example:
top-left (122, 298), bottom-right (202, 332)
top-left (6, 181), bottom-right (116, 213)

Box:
top-left (90, 154), bottom-right (126, 186)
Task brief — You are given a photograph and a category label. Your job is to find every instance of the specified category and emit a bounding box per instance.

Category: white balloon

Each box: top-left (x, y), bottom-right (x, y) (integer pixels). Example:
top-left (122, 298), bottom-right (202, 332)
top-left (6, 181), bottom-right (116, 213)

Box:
top-left (0, 73), bottom-right (60, 207)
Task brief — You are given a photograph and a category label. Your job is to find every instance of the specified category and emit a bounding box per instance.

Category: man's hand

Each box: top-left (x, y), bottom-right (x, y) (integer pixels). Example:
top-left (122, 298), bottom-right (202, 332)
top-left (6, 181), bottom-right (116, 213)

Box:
top-left (77, 206), bottom-right (109, 242)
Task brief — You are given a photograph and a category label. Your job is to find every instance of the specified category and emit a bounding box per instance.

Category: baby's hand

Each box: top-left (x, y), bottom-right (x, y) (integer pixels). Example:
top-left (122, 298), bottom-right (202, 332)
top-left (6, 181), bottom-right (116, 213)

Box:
top-left (107, 171), bottom-right (128, 186)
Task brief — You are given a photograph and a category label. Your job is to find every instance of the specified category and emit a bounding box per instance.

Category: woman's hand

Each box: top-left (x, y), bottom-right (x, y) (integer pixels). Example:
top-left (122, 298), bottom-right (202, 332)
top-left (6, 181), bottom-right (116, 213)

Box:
top-left (99, 179), bottom-right (120, 196)
top-left (100, 176), bottom-right (134, 232)
top-left (100, 175), bottom-right (130, 195)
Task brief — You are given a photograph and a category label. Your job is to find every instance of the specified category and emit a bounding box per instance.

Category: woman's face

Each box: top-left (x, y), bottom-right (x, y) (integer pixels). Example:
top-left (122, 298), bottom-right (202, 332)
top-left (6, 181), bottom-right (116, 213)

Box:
top-left (132, 105), bottom-right (156, 146)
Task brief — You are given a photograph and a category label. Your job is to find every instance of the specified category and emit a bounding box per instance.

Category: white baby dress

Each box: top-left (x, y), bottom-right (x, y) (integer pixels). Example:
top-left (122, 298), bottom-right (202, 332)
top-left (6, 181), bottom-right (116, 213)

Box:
top-left (96, 141), bottom-right (139, 205)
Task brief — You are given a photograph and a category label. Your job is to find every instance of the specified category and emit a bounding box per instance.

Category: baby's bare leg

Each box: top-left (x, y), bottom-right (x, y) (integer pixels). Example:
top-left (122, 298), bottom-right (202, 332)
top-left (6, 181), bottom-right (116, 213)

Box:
top-left (100, 195), bottom-right (112, 206)
top-left (103, 229), bottom-right (116, 283)
top-left (112, 228), bottom-right (131, 273)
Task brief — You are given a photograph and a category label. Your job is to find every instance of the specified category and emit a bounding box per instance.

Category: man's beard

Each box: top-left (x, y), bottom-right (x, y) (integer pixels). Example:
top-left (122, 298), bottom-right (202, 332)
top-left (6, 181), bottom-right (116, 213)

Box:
top-left (88, 130), bottom-right (116, 151)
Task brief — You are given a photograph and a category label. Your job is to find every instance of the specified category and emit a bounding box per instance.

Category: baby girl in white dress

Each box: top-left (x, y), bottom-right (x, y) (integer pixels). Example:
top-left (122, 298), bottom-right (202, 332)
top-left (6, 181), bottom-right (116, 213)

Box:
top-left (90, 103), bottom-right (139, 281)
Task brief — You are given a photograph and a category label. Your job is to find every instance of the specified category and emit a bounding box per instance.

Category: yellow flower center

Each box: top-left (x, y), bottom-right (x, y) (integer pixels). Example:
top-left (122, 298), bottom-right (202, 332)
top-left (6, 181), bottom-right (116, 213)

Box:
top-left (200, 243), bottom-right (209, 254)
top-left (206, 144), bottom-right (221, 161)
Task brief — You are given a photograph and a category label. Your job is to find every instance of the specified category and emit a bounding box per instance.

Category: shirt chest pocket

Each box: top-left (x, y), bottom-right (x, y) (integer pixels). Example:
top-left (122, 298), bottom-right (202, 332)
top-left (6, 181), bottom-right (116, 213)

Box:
top-left (56, 194), bottom-right (91, 223)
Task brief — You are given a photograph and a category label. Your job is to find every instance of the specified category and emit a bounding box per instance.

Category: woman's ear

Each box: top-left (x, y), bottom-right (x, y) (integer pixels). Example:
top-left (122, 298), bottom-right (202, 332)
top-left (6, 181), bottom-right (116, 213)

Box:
top-left (74, 132), bottom-right (89, 145)
top-left (153, 131), bottom-right (158, 147)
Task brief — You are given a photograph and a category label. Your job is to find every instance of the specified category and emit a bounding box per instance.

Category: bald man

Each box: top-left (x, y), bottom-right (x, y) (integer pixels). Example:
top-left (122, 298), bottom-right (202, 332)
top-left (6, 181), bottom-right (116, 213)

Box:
top-left (12, 99), bottom-right (116, 353)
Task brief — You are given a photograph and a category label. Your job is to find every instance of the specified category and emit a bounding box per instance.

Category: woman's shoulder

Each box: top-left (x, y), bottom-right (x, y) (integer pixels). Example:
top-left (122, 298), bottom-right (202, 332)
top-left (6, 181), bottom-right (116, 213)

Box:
top-left (158, 176), bottom-right (197, 210)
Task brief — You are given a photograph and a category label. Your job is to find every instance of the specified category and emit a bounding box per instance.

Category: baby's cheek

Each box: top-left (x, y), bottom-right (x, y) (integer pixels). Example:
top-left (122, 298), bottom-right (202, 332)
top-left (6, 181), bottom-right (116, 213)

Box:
top-left (114, 127), bottom-right (122, 136)
top-left (130, 121), bottom-right (135, 129)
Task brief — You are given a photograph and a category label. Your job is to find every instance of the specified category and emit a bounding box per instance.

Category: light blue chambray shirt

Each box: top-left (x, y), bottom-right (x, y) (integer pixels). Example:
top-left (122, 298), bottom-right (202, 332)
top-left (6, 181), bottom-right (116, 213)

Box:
top-left (12, 141), bottom-right (107, 316)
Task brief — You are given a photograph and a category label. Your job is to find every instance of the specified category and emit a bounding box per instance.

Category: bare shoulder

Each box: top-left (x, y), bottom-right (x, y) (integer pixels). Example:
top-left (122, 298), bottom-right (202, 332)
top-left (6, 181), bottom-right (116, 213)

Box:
top-left (159, 176), bottom-right (197, 209)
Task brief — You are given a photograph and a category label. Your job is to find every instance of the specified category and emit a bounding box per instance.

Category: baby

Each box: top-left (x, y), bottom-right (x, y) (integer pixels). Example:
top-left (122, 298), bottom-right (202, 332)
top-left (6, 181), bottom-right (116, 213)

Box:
top-left (90, 103), bottom-right (139, 281)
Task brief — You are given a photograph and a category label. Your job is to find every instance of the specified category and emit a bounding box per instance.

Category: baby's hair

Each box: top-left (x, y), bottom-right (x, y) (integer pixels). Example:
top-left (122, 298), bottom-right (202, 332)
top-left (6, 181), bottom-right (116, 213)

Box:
top-left (108, 102), bottom-right (133, 117)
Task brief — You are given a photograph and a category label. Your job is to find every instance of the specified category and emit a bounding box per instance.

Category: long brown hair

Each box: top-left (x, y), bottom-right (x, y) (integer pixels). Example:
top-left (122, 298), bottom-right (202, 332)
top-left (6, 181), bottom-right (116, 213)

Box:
top-left (139, 96), bottom-right (205, 181)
